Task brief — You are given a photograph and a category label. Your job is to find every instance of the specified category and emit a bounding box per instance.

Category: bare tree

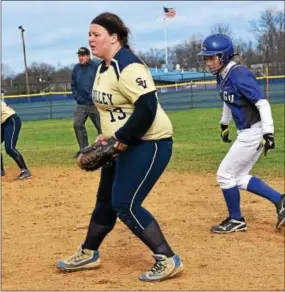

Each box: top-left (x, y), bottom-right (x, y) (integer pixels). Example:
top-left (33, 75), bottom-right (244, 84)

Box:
top-left (211, 22), bottom-right (234, 39)
top-left (28, 62), bottom-right (56, 93)
top-left (4, 9), bottom-right (285, 95)
top-left (1, 63), bottom-right (15, 79)
top-left (233, 38), bottom-right (260, 67)
top-left (172, 35), bottom-right (203, 70)
top-left (1, 63), bottom-right (15, 92)
top-left (136, 48), bottom-right (164, 68)
top-left (11, 62), bottom-right (56, 94)
top-left (250, 8), bottom-right (285, 72)
top-left (50, 66), bottom-right (73, 91)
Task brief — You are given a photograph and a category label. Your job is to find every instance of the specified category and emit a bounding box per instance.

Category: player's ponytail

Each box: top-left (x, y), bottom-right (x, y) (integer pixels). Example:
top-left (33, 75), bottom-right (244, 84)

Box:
top-left (91, 12), bottom-right (132, 51)
top-left (121, 32), bottom-right (131, 51)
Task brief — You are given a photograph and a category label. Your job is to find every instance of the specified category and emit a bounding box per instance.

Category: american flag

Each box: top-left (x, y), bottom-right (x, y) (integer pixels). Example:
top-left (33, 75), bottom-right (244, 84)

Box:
top-left (163, 7), bottom-right (176, 18)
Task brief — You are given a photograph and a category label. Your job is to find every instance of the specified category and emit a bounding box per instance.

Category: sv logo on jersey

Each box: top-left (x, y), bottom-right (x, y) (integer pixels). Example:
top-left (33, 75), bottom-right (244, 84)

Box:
top-left (136, 77), bottom-right (147, 89)
top-left (222, 91), bottom-right (234, 103)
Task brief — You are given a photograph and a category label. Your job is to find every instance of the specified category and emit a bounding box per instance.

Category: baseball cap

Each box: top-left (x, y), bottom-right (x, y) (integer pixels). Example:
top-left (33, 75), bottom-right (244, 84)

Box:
top-left (76, 47), bottom-right (90, 55)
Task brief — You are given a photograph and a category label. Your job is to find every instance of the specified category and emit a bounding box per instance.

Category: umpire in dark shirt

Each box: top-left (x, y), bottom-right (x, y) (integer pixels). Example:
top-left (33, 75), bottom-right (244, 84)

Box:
top-left (72, 47), bottom-right (101, 158)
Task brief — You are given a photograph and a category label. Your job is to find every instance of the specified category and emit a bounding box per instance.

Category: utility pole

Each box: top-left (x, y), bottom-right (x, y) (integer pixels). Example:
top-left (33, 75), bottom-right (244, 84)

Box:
top-left (18, 25), bottom-right (30, 97)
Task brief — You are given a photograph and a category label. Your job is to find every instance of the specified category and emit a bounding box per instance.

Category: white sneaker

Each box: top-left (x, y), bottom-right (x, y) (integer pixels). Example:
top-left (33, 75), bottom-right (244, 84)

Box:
top-left (57, 245), bottom-right (101, 272)
top-left (139, 254), bottom-right (183, 282)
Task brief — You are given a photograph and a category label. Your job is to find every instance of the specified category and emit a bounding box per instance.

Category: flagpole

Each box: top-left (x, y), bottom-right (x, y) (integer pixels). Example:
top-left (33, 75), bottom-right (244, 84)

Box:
top-left (164, 20), bottom-right (168, 69)
top-left (162, 6), bottom-right (176, 72)
top-left (163, 6), bottom-right (168, 72)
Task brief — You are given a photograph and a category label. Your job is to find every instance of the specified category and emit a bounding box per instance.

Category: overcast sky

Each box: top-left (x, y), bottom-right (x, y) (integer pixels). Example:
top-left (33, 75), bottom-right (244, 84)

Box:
top-left (2, 1), bottom-right (284, 74)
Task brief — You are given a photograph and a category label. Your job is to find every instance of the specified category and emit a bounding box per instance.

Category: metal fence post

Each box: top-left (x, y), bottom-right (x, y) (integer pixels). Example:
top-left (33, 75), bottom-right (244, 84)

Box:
top-left (48, 92), bottom-right (53, 119)
top-left (262, 64), bottom-right (266, 96)
top-left (265, 62), bottom-right (269, 101)
top-left (190, 81), bottom-right (193, 109)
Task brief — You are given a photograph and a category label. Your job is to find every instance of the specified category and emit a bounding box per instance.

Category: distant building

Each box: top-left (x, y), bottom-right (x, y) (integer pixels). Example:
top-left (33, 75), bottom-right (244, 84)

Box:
top-left (250, 64), bottom-right (265, 76)
top-left (250, 61), bottom-right (285, 76)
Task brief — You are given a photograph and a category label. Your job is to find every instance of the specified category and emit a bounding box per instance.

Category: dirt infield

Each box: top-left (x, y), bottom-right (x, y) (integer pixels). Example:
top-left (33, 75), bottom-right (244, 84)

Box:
top-left (2, 167), bottom-right (284, 291)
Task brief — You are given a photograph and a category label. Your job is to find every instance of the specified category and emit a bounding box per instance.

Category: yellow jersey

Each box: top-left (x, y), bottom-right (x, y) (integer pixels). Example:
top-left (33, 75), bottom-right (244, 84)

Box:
top-left (1, 100), bottom-right (16, 124)
top-left (92, 47), bottom-right (173, 141)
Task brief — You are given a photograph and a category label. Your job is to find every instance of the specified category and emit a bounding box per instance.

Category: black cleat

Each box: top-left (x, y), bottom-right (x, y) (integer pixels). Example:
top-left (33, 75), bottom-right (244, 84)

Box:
top-left (73, 151), bottom-right (81, 159)
top-left (275, 195), bottom-right (285, 229)
top-left (1, 169), bottom-right (5, 176)
top-left (211, 217), bottom-right (247, 234)
top-left (16, 169), bottom-right (32, 180)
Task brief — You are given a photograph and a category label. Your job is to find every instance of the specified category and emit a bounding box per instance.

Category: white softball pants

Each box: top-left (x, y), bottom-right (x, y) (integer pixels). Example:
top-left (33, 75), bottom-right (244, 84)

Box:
top-left (217, 122), bottom-right (264, 190)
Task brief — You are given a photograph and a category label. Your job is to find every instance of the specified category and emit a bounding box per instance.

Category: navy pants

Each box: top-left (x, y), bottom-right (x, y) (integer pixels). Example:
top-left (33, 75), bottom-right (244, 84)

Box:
top-left (92, 138), bottom-right (173, 235)
top-left (1, 114), bottom-right (28, 170)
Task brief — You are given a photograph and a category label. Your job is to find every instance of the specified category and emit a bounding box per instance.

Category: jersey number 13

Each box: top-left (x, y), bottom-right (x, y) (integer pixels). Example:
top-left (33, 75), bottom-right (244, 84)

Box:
top-left (107, 107), bottom-right (126, 122)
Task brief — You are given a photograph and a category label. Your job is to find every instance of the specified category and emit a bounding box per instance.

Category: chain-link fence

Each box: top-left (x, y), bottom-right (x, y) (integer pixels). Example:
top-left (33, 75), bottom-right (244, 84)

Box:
top-left (2, 81), bottom-right (72, 96)
top-left (3, 76), bottom-right (284, 121)
top-left (3, 63), bottom-right (284, 95)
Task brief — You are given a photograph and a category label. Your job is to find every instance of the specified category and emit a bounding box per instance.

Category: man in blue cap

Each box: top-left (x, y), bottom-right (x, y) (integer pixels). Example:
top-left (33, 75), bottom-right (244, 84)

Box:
top-left (72, 47), bottom-right (101, 158)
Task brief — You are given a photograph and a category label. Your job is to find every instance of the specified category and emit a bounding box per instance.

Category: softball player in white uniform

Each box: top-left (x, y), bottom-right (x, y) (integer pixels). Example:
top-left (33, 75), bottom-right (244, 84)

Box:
top-left (197, 34), bottom-right (285, 233)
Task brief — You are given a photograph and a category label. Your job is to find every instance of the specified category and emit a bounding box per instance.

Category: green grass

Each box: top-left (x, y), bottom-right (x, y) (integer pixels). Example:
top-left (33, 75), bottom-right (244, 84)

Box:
top-left (168, 105), bottom-right (284, 177)
top-left (2, 104), bottom-right (284, 177)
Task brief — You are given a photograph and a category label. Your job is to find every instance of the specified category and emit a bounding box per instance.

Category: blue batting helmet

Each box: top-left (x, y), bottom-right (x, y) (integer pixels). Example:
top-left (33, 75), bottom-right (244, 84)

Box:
top-left (197, 34), bottom-right (235, 67)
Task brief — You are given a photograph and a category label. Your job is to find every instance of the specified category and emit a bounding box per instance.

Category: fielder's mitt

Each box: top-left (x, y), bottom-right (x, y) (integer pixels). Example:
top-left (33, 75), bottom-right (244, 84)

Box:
top-left (77, 137), bottom-right (127, 171)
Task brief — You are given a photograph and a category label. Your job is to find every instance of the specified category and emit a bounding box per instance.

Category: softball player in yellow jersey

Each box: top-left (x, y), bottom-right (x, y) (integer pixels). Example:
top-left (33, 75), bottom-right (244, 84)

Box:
top-left (1, 100), bottom-right (32, 180)
top-left (57, 12), bottom-right (183, 282)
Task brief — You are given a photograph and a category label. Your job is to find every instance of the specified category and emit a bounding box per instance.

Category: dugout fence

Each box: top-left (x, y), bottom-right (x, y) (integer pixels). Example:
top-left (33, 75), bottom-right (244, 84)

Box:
top-left (3, 76), bottom-right (284, 121)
